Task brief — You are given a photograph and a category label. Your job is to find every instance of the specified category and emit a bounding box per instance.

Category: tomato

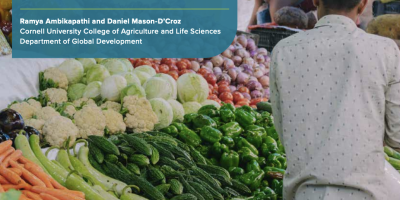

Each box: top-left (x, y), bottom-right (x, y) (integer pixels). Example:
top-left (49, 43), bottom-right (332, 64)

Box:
top-left (236, 99), bottom-right (250, 106)
top-left (198, 68), bottom-right (211, 77)
top-left (176, 61), bottom-right (188, 71)
top-left (151, 64), bottom-right (160, 73)
top-left (208, 84), bottom-right (214, 95)
top-left (168, 71), bottom-right (179, 80)
top-left (250, 98), bottom-right (268, 106)
top-left (179, 69), bottom-right (190, 76)
top-left (218, 81), bottom-right (229, 87)
top-left (208, 94), bottom-right (219, 101)
top-left (232, 92), bottom-right (244, 103)
top-left (135, 60), bottom-right (152, 67)
top-left (218, 85), bottom-right (231, 94)
top-left (161, 58), bottom-right (176, 66)
top-left (181, 59), bottom-right (192, 68)
top-left (224, 100), bottom-right (234, 105)
top-left (212, 84), bottom-right (219, 95)
top-left (128, 58), bottom-right (135, 65)
top-left (205, 73), bottom-right (217, 85)
top-left (219, 92), bottom-right (233, 102)
top-left (238, 86), bottom-right (250, 94)
top-left (153, 59), bottom-right (161, 64)
top-left (159, 64), bottom-right (170, 74)
top-left (169, 65), bottom-right (178, 72)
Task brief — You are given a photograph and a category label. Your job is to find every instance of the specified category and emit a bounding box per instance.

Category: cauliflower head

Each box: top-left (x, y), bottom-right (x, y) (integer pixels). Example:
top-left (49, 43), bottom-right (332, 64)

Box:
top-left (42, 116), bottom-right (79, 147)
top-left (35, 106), bottom-right (60, 121)
top-left (73, 98), bottom-right (97, 108)
top-left (9, 102), bottom-right (37, 120)
top-left (43, 67), bottom-right (69, 90)
top-left (25, 119), bottom-right (45, 133)
top-left (74, 105), bottom-right (106, 138)
top-left (103, 109), bottom-right (126, 134)
top-left (43, 88), bottom-right (68, 104)
top-left (27, 99), bottom-right (42, 111)
top-left (123, 96), bottom-right (158, 133)
top-left (100, 101), bottom-right (122, 112)
top-left (64, 105), bottom-right (76, 117)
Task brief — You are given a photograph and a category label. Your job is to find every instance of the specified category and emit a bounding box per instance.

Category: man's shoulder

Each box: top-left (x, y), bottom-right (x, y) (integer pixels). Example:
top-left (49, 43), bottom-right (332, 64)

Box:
top-left (273, 29), bottom-right (317, 50)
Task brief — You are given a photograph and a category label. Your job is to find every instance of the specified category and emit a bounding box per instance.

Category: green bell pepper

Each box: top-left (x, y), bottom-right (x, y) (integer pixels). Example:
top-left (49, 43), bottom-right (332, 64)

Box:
top-left (261, 180), bottom-right (269, 187)
top-left (265, 136), bottom-right (279, 153)
top-left (193, 114), bottom-right (217, 129)
top-left (252, 190), bottom-right (277, 200)
top-left (196, 145), bottom-right (210, 157)
top-left (212, 117), bottom-right (223, 127)
top-left (244, 125), bottom-right (266, 148)
top-left (258, 157), bottom-right (267, 168)
top-left (220, 108), bottom-right (235, 123)
top-left (239, 170), bottom-right (265, 191)
top-left (270, 179), bottom-right (283, 197)
top-left (246, 160), bottom-right (261, 172)
top-left (183, 113), bottom-right (198, 127)
top-left (277, 141), bottom-right (285, 154)
top-left (261, 143), bottom-right (270, 158)
top-left (220, 150), bottom-right (239, 169)
top-left (177, 126), bottom-right (202, 147)
top-left (221, 136), bottom-right (235, 148)
top-left (266, 126), bottom-right (280, 141)
top-left (239, 147), bottom-right (259, 162)
top-left (198, 105), bottom-right (220, 118)
top-left (221, 103), bottom-right (235, 112)
top-left (219, 122), bottom-right (243, 138)
top-left (211, 142), bottom-right (229, 158)
top-left (236, 137), bottom-right (259, 155)
top-left (235, 108), bottom-right (256, 127)
top-left (200, 126), bottom-right (223, 144)
top-left (229, 167), bottom-right (245, 177)
top-left (267, 153), bottom-right (286, 169)
top-left (171, 122), bottom-right (186, 132)
top-left (256, 111), bottom-right (274, 128)
top-left (208, 157), bottom-right (219, 166)
top-left (160, 125), bottom-right (179, 137)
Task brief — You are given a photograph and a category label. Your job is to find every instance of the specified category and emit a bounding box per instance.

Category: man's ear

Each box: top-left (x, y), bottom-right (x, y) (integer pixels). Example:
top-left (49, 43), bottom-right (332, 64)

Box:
top-left (358, 0), bottom-right (368, 15)
top-left (312, 0), bottom-right (320, 7)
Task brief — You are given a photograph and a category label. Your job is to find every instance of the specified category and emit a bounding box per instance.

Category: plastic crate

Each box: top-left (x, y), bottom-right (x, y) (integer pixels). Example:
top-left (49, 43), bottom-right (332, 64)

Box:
top-left (373, 1), bottom-right (400, 17)
top-left (250, 28), bottom-right (297, 52)
top-left (236, 30), bottom-right (260, 46)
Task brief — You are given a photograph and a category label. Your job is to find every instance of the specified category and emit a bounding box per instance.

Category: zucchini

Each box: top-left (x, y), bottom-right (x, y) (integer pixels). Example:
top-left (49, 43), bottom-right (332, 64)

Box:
top-left (150, 145), bottom-right (160, 165)
top-left (69, 155), bottom-right (107, 190)
top-left (192, 177), bottom-right (224, 200)
top-left (188, 181), bottom-right (213, 200)
top-left (197, 163), bottom-right (230, 179)
top-left (385, 146), bottom-right (400, 160)
top-left (89, 143), bottom-right (104, 164)
top-left (389, 157), bottom-right (400, 170)
top-left (191, 167), bottom-right (224, 194)
top-left (120, 193), bottom-right (148, 200)
top-left (231, 179), bottom-right (251, 195)
top-left (189, 146), bottom-right (207, 165)
top-left (170, 193), bottom-right (197, 200)
top-left (148, 166), bottom-right (166, 185)
top-left (177, 157), bottom-right (196, 168)
top-left (149, 142), bottom-right (175, 160)
top-left (14, 134), bottom-right (48, 173)
top-left (169, 179), bottom-right (183, 195)
top-left (128, 154), bottom-right (150, 167)
top-left (105, 154), bottom-right (119, 164)
top-left (126, 163), bottom-right (141, 175)
top-left (88, 153), bottom-right (106, 174)
top-left (211, 174), bottom-right (232, 186)
top-left (159, 157), bottom-right (184, 171)
top-left (179, 175), bottom-right (204, 200)
top-left (155, 184), bottom-right (170, 195)
top-left (89, 135), bottom-right (120, 155)
top-left (224, 187), bottom-right (241, 197)
top-left (123, 135), bottom-right (153, 156)
top-left (56, 149), bottom-right (74, 172)
top-left (256, 101), bottom-right (272, 113)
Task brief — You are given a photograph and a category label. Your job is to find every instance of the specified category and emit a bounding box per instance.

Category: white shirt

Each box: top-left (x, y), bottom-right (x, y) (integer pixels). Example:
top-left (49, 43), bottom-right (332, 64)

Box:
top-left (270, 15), bottom-right (400, 200)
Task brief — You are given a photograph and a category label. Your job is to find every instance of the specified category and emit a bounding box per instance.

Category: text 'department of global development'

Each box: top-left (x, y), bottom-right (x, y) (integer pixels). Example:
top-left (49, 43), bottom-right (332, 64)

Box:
top-left (13, 0), bottom-right (237, 58)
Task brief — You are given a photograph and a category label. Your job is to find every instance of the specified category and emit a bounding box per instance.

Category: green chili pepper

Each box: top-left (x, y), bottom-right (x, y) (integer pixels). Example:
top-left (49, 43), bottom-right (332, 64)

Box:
top-left (244, 125), bottom-right (266, 148)
top-left (221, 136), bottom-right (235, 148)
top-left (199, 126), bottom-right (223, 144)
top-left (228, 167), bottom-right (245, 177)
top-left (258, 157), bottom-right (267, 168)
top-left (270, 179), bottom-right (283, 197)
top-left (193, 114), bottom-right (217, 129)
top-left (235, 109), bottom-right (256, 127)
top-left (160, 125), bottom-right (179, 137)
top-left (266, 126), bottom-right (280, 141)
top-left (220, 108), bottom-right (235, 123)
top-left (246, 160), bottom-right (261, 172)
top-left (221, 103), bottom-right (235, 112)
top-left (239, 147), bottom-right (259, 162)
top-left (236, 137), bottom-right (259, 155)
top-left (239, 170), bottom-right (265, 191)
top-left (198, 105), bottom-right (220, 118)
top-left (219, 122), bottom-right (243, 138)
top-left (220, 150), bottom-right (239, 169)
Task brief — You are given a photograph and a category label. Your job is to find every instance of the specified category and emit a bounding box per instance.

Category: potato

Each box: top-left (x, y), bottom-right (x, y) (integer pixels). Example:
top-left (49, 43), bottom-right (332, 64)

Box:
top-left (273, 6), bottom-right (308, 29)
top-left (366, 14), bottom-right (400, 40)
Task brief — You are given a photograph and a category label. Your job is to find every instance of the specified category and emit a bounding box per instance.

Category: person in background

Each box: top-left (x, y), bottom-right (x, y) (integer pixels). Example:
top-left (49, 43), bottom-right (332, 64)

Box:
top-left (270, 0), bottom-right (400, 199)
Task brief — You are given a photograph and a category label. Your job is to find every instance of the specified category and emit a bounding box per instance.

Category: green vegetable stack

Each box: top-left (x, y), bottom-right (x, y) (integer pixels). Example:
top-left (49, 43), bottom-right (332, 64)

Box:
top-left (160, 103), bottom-right (287, 199)
top-left (385, 146), bottom-right (400, 173)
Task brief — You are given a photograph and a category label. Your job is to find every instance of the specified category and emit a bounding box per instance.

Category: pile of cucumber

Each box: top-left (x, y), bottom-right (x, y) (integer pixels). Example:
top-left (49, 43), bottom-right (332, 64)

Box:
top-left (87, 133), bottom-right (252, 200)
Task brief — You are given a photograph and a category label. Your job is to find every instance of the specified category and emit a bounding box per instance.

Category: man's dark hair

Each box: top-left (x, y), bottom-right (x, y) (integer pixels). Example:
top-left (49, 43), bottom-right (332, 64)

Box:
top-left (322, 0), bottom-right (361, 10)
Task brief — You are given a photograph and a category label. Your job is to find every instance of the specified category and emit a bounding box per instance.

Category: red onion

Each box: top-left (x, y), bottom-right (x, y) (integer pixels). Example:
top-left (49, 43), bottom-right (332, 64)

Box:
top-left (213, 67), bottom-right (222, 75)
top-left (242, 92), bottom-right (251, 100)
top-left (257, 48), bottom-right (269, 56)
top-left (250, 50), bottom-right (257, 58)
top-left (211, 55), bottom-right (224, 67)
top-left (234, 42), bottom-right (243, 50)
top-left (251, 90), bottom-right (263, 99)
top-left (253, 67), bottom-right (264, 79)
top-left (259, 76), bottom-right (270, 88)
top-left (222, 48), bottom-right (233, 58)
top-left (255, 54), bottom-right (266, 63)
top-left (236, 72), bottom-right (250, 85)
top-left (203, 60), bottom-right (213, 69)
top-left (228, 68), bottom-right (238, 81)
top-left (197, 58), bottom-right (204, 62)
top-left (217, 73), bottom-right (232, 84)
top-left (249, 76), bottom-right (259, 82)
top-left (224, 59), bottom-right (235, 70)
top-left (243, 57), bottom-right (255, 67)
top-left (246, 80), bottom-right (263, 91)
top-left (229, 85), bottom-right (237, 92)
top-left (191, 61), bottom-right (200, 72)
top-left (237, 35), bottom-right (248, 48)
top-left (263, 88), bottom-right (270, 98)
top-left (228, 45), bottom-right (236, 52)
top-left (247, 39), bottom-right (257, 52)
top-left (235, 48), bottom-right (247, 58)
top-left (232, 56), bottom-right (242, 66)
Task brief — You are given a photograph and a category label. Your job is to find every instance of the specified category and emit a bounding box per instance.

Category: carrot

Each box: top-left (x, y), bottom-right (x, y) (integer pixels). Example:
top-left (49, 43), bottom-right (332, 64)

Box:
top-left (31, 187), bottom-right (84, 200)
top-left (19, 194), bottom-right (32, 200)
top-left (19, 157), bottom-right (37, 166)
top-left (39, 193), bottom-right (60, 200)
top-left (24, 163), bottom-right (53, 188)
top-left (0, 140), bottom-right (12, 155)
top-left (0, 165), bottom-right (22, 184)
top-left (10, 160), bottom-right (46, 187)
top-left (49, 179), bottom-right (66, 190)
top-left (0, 184), bottom-right (4, 192)
top-left (68, 191), bottom-right (85, 199)
top-left (9, 168), bottom-right (23, 176)
top-left (22, 190), bottom-right (43, 200)
top-left (0, 148), bottom-right (15, 162)
top-left (1, 149), bottom-right (23, 167)
top-left (0, 175), bottom-right (10, 184)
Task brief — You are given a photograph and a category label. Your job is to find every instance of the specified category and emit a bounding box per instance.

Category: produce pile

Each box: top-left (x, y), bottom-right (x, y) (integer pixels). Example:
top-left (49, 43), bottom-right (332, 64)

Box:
top-left (0, 0), bottom-right (12, 47)
top-left (385, 146), bottom-right (400, 173)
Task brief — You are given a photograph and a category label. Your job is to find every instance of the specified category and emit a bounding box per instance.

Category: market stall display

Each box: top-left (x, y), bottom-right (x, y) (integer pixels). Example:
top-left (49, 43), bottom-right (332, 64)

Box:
top-left (0, 0), bottom-right (12, 48)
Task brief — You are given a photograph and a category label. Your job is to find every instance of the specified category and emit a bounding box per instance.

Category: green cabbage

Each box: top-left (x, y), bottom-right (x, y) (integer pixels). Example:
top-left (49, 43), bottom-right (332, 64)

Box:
top-left (135, 65), bottom-right (156, 77)
top-left (86, 64), bottom-right (110, 84)
top-left (167, 99), bottom-right (185, 122)
top-left (201, 100), bottom-right (221, 109)
top-left (177, 73), bottom-right (209, 103)
top-left (100, 59), bottom-right (129, 75)
top-left (133, 70), bottom-right (152, 85)
top-left (182, 102), bottom-right (202, 114)
top-left (101, 75), bottom-right (127, 102)
top-left (154, 73), bottom-right (177, 100)
top-left (119, 59), bottom-right (134, 72)
top-left (119, 72), bottom-right (141, 86)
top-left (58, 59), bottom-right (84, 84)
top-left (150, 98), bottom-right (174, 130)
top-left (76, 58), bottom-right (96, 72)
top-left (83, 81), bottom-right (102, 101)
top-left (68, 83), bottom-right (87, 101)
top-left (95, 58), bottom-right (106, 63)
top-left (120, 84), bottom-right (146, 100)
top-left (143, 77), bottom-right (173, 100)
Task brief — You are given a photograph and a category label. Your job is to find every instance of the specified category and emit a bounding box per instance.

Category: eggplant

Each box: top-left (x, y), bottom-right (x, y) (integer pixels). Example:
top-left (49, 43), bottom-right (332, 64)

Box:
top-left (0, 134), bottom-right (10, 142)
top-left (7, 129), bottom-right (24, 142)
top-left (0, 109), bottom-right (24, 133)
top-left (24, 126), bottom-right (40, 137)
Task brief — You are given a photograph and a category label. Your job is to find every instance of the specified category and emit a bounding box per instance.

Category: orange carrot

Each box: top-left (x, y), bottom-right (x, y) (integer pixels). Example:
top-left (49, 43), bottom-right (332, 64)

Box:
top-left (1, 150), bottom-right (23, 167)
top-left (0, 184), bottom-right (4, 192)
top-left (19, 157), bottom-right (37, 166)
top-left (31, 187), bottom-right (84, 200)
top-left (68, 191), bottom-right (85, 199)
top-left (49, 179), bottom-right (66, 190)
top-left (0, 148), bottom-right (14, 162)
top-left (0, 140), bottom-right (12, 155)
top-left (39, 193), bottom-right (60, 200)
top-left (9, 168), bottom-right (23, 176)
top-left (10, 160), bottom-right (46, 187)
top-left (19, 194), bottom-right (32, 200)
top-left (0, 165), bottom-right (22, 184)
top-left (2, 183), bottom-right (29, 191)
top-left (22, 190), bottom-right (43, 200)
top-left (24, 163), bottom-right (53, 188)
top-left (0, 175), bottom-right (10, 184)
